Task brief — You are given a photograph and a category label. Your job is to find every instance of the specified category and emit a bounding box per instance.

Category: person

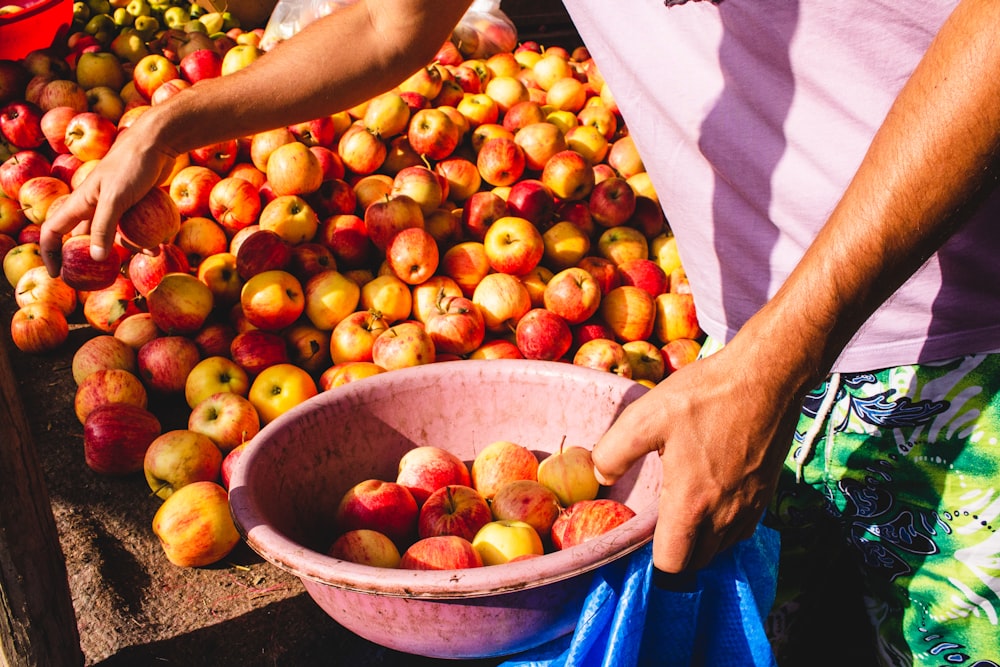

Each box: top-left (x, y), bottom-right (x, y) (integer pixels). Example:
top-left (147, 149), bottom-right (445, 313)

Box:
top-left (39, 0), bottom-right (1000, 664)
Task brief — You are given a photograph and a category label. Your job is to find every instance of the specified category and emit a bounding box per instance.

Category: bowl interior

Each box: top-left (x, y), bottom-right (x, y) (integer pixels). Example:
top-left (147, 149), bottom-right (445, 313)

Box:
top-left (229, 359), bottom-right (660, 598)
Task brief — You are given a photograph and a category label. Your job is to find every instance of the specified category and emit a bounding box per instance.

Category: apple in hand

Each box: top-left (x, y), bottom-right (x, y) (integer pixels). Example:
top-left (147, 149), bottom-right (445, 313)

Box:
top-left (490, 480), bottom-right (563, 541)
top-left (551, 499), bottom-right (637, 551)
top-left (417, 484), bottom-right (493, 542)
top-left (472, 519), bottom-right (544, 566)
top-left (143, 429), bottom-right (223, 500)
top-left (83, 403), bottom-right (161, 475)
top-left (396, 445), bottom-right (472, 506)
top-left (59, 233), bottom-right (121, 291)
top-left (537, 443), bottom-right (601, 507)
top-left (328, 529), bottom-right (401, 568)
top-left (470, 439), bottom-right (539, 501)
top-left (152, 481), bottom-right (241, 568)
top-left (336, 479), bottom-right (419, 549)
top-left (117, 186), bottom-right (182, 251)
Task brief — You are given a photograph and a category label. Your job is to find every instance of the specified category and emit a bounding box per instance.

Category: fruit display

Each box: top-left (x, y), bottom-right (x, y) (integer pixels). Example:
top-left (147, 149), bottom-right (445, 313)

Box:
top-left (327, 441), bottom-right (634, 571)
top-left (1, 4), bottom-right (704, 571)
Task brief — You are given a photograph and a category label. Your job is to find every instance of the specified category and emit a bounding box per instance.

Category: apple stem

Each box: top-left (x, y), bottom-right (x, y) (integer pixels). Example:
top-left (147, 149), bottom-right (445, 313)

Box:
top-left (149, 482), bottom-right (171, 498)
top-left (559, 434), bottom-right (566, 454)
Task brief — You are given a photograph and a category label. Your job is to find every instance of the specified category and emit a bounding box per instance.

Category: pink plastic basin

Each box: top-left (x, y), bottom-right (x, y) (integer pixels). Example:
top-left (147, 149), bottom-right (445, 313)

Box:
top-left (229, 359), bottom-right (661, 659)
top-left (0, 0), bottom-right (72, 60)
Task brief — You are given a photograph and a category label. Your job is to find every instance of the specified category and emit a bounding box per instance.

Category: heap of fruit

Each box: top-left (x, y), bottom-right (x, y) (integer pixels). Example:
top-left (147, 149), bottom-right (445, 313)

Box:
top-left (332, 440), bottom-right (636, 570)
top-left (0, 12), bottom-right (703, 568)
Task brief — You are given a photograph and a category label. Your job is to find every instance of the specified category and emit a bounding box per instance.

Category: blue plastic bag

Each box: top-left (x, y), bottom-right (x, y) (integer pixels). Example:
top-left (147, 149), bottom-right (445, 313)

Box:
top-left (501, 522), bottom-right (780, 667)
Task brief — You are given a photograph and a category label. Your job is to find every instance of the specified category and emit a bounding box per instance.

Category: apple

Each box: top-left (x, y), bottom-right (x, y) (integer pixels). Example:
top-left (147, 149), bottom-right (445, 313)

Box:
top-left (410, 275), bottom-right (463, 325)
top-left (336, 123), bottom-right (386, 175)
top-left (239, 269), bottom-right (305, 331)
top-left (577, 101), bottom-right (618, 141)
top-left (152, 480), bottom-right (241, 567)
top-left (72, 334), bottom-right (137, 385)
top-left (209, 176), bottom-right (262, 234)
top-left (616, 257), bottom-right (668, 297)
top-left (0, 100), bottom-right (45, 150)
top-left (370, 321), bottom-right (435, 371)
top-left (654, 292), bottom-right (702, 343)
top-left (0, 150), bottom-right (50, 199)
top-left (600, 285), bottom-right (656, 343)
top-left (401, 107), bottom-right (458, 162)
top-left (307, 176), bottom-right (355, 218)
top-left (397, 445), bottom-right (473, 507)
top-left (385, 226), bottom-right (439, 285)
top-left (589, 176), bottom-right (636, 228)
top-left (117, 186), bottom-right (182, 251)
top-left (543, 266), bottom-right (602, 325)
top-left (364, 193), bottom-right (425, 252)
top-left (470, 439), bottom-right (539, 501)
top-left (303, 269), bottom-right (361, 330)
top-left (390, 164), bottom-right (445, 215)
top-left (440, 240), bottom-right (491, 297)
top-left (359, 273), bottom-right (413, 324)
top-left (83, 402), bottom-right (162, 475)
top-left (352, 173), bottom-right (393, 211)
top-left (627, 195), bottom-right (666, 240)
top-left (537, 444), bottom-right (600, 507)
top-left (328, 529), bottom-right (401, 568)
top-left (288, 242), bottom-right (336, 282)
top-left (191, 321), bottom-right (236, 358)
top-left (193, 251), bottom-right (241, 307)
top-left (184, 355), bottom-right (249, 409)
top-left (0, 191), bottom-right (27, 237)
top-left (220, 442), bottom-right (248, 490)
top-left (247, 362), bottom-right (318, 425)
top-left (607, 134), bottom-right (645, 179)
top-left (169, 165), bottom-right (221, 217)
top-left (132, 54), bottom-right (180, 99)
top-left (318, 213), bottom-right (372, 269)
top-left (490, 480), bottom-right (562, 541)
top-left (336, 479), bottom-right (419, 549)
top-left (82, 274), bottom-right (142, 334)
top-left (470, 272), bottom-right (531, 334)
top-left (220, 43), bottom-right (262, 76)
top-left (127, 242), bottom-right (190, 297)
top-left (460, 190), bottom-right (508, 242)
top-left (470, 123), bottom-right (514, 154)
top-left (137, 335), bottom-right (202, 395)
top-left (662, 337), bottom-right (703, 375)
top-left (479, 215), bottom-right (543, 276)
top-left (476, 136), bottom-right (525, 187)
top-left (513, 121), bottom-right (567, 174)
top-left (573, 319), bottom-right (618, 352)
top-left (233, 228), bottom-right (292, 281)
top-left (456, 92), bottom-right (499, 128)
top-left (144, 429), bottom-right (223, 500)
top-left (623, 339), bottom-right (667, 384)
top-left (540, 149), bottom-right (594, 202)
top-left (319, 361), bottom-right (386, 390)
top-left (541, 220), bottom-right (590, 271)
top-left (58, 234), bottom-right (119, 291)
top-left (597, 225), bottom-right (648, 267)
top-left (514, 307), bottom-right (572, 361)
top-left (149, 78), bottom-right (192, 107)
top-left (188, 391), bottom-right (261, 452)
top-left (17, 175), bottom-right (70, 224)
top-left (399, 535), bottom-right (483, 570)
top-left (36, 79), bottom-right (88, 114)
top-left (308, 144), bottom-right (345, 181)
top-left (39, 106), bottom-right (78, 154)
top-left (176, 216), bottom-right (228, 268)
top-left (469, 338), bottom-right (523, 360)
top-left (565, 124), bottom-right (610, 166)
top-left (63, 111), bottom-right (116, 162)
top-left (329, 308), bottom-right (388, 364)
top-left (573, 338), bottom-right (632, 378)
top-left (9, 300), bottom-right (69, 353)
top-left (424, 294), bottom-right (486, 356)
top-left (146, 272), bottom-right (214, 335)
top-left (14, 264), bottom-right (77, 316)
top-left (576, 255), bottom-right (621, 297)
top-left (472, 519), bottom-right (544, 566)
top-left (3, 241), bottom-right (43, 286)
top-left (550, 499), bottom-right (637, 550)
top-left (284, 321), bottom-right (332, 374)
top-left (504, 178), bottom-right (556, 230)
top-left (179, 48), bottom-right (223, 84)
top-left (266, 141), bottom-right (323, 197)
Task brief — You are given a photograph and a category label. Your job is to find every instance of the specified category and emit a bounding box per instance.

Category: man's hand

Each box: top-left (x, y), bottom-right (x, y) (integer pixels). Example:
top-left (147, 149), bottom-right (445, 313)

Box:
top-left (591, 343), bottom-right (802, 573)
top-left (39, 117), bottom-right (178, 278)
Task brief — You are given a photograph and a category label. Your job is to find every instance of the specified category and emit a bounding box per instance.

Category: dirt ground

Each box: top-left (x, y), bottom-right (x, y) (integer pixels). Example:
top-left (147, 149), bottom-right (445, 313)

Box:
top-left (1, 283), bottom-right (511, 667)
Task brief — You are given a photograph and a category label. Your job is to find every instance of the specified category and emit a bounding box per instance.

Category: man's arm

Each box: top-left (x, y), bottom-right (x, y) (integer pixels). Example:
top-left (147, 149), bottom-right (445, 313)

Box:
top-left (592, 0), bottom-right (1000, 573)
top-left (39, 0), bottom-right (471, 275)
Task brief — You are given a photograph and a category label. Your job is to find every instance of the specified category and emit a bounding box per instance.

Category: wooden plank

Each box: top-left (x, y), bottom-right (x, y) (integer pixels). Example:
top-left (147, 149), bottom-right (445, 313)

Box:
top-left (0, 331), bottom-right (83, 667)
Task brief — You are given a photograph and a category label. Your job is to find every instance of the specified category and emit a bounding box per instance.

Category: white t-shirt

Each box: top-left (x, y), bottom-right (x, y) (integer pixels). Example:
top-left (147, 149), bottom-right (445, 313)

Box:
top-left (564, 0), bottom-right (1000, 372)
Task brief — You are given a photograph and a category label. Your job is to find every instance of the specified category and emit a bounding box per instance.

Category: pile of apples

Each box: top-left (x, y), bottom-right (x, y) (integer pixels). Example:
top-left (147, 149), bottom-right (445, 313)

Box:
top-left (0, 13), bottom-right (703, 568)
top-left (332, 440), bottom-right (635, 571)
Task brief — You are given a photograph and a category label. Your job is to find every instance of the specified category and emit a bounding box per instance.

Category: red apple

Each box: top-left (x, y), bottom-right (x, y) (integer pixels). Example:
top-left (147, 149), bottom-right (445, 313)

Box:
top-left (460, 190), bottom-right (508, 242)
top-left (477, 136), bottom-right (525, 187)
top-left (551, 498), bottom-right (636, 550)
top-left (318, 213), bottom-right (372, 269)
top-left (117, 186), bottom-right (182, 251)
top-left (58, 233), bottom-right (121, 291)
top-left (573, 338), bottom-right (632, 378)
top-left (63, 111), bottom-right (117, 162)
top-left (179, 48), bottom-right (223, 84)
top-left (220, 442), bottom-right (247, 490)
top-left (363, 193), bottom-right (424, 252)
top-left (234, 228), bottom-right (292, 280)
top-left (82, 403), bottom-right (161, 476)
top-left (396, 444), bottom-right (473, 508)
top-left (400, 535), bottom-right (483, 570)
top-left (662, 337), bottom-right (703, 375)
top-left (145, 271), bottom-right (214, 335)
top-left (514, 307), bottom-right (572, 361)
top-left (490, 479), bottom-right (563, 542)
top-left (188, 391), bottom-right (261, 452)
top-left (209, 176), bottom-right (262, 234)
top-left (540, 149), bottom-right (595, 201)
top-left (0, 149), bottom-right (50, 199)
top-left (543, 266), bottom-right (602, 325)
top-left (138, 335), bottom-right (202, 395)
top-left (328, 529), bottom-right (401, 568)
top-left (152, 480), bottom-right (241, 567)
top-left (169, 164), bottom-right (221, 217)
top-left (0, 100), bottom-right (45, 149)
top-left (127, 242), bottom-right (190, 297)
top-left (600, 285), bottom-right (656, 343)
top-left (424, 294), bottom-right (486, 356)
top-left (336, 479), bottom-right (419, 549)
top-left (370, 321), bottom-right (436, 371)
top-left (143, 429), bottom-right (223, 500)
top-left (71, 334), bottom-right (137, 385)
top-left (229, 328), bottom-right (290, 377)
top-left (385, 226), bottom-right (439, 285)
top-left (9, 300), bottom-right (69, 353)
top-left (482, 215), bottom-right (544, 276)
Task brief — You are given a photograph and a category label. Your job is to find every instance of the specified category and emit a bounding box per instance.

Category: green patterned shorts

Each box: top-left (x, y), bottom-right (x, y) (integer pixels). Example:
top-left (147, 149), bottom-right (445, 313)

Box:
top-left (764, 351), bottom-right (1000, 666)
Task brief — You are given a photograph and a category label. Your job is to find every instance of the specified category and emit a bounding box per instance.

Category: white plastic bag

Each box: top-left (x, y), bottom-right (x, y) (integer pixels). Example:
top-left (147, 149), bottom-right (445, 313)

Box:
top-left (260, 0), bottom-right (518, 57)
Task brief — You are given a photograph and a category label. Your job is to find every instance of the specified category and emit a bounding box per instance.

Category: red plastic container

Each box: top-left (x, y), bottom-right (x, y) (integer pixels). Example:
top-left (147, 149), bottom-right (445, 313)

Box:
top-left (0, 0), bottom-right (72, 60)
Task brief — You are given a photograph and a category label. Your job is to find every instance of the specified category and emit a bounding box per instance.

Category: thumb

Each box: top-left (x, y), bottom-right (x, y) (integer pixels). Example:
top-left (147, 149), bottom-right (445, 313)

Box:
top-left (591, 409), bottom-right (659, 486)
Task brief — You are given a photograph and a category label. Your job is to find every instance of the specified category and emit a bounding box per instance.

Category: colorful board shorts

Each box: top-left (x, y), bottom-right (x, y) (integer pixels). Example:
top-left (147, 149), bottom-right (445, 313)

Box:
top-left (759, 350), bottom-right (1000, 666)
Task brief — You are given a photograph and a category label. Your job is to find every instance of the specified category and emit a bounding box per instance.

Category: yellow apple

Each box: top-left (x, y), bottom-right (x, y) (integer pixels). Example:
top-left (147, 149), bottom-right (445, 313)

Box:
top-left (537, 444), bottom-right (601, 507)
top-left (248, 363), bottom-right (318, 425)
top-left (152, 481), bottom-right (241, 567)
top-left (472, 520), bottom-right (544, 566)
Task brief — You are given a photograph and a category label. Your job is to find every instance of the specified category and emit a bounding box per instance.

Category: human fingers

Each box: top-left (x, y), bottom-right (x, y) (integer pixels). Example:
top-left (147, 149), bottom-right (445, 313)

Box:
top-left (591, 402), bottom-right (661, 486)
top-left (40, 188), bottom-right (98, 277)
